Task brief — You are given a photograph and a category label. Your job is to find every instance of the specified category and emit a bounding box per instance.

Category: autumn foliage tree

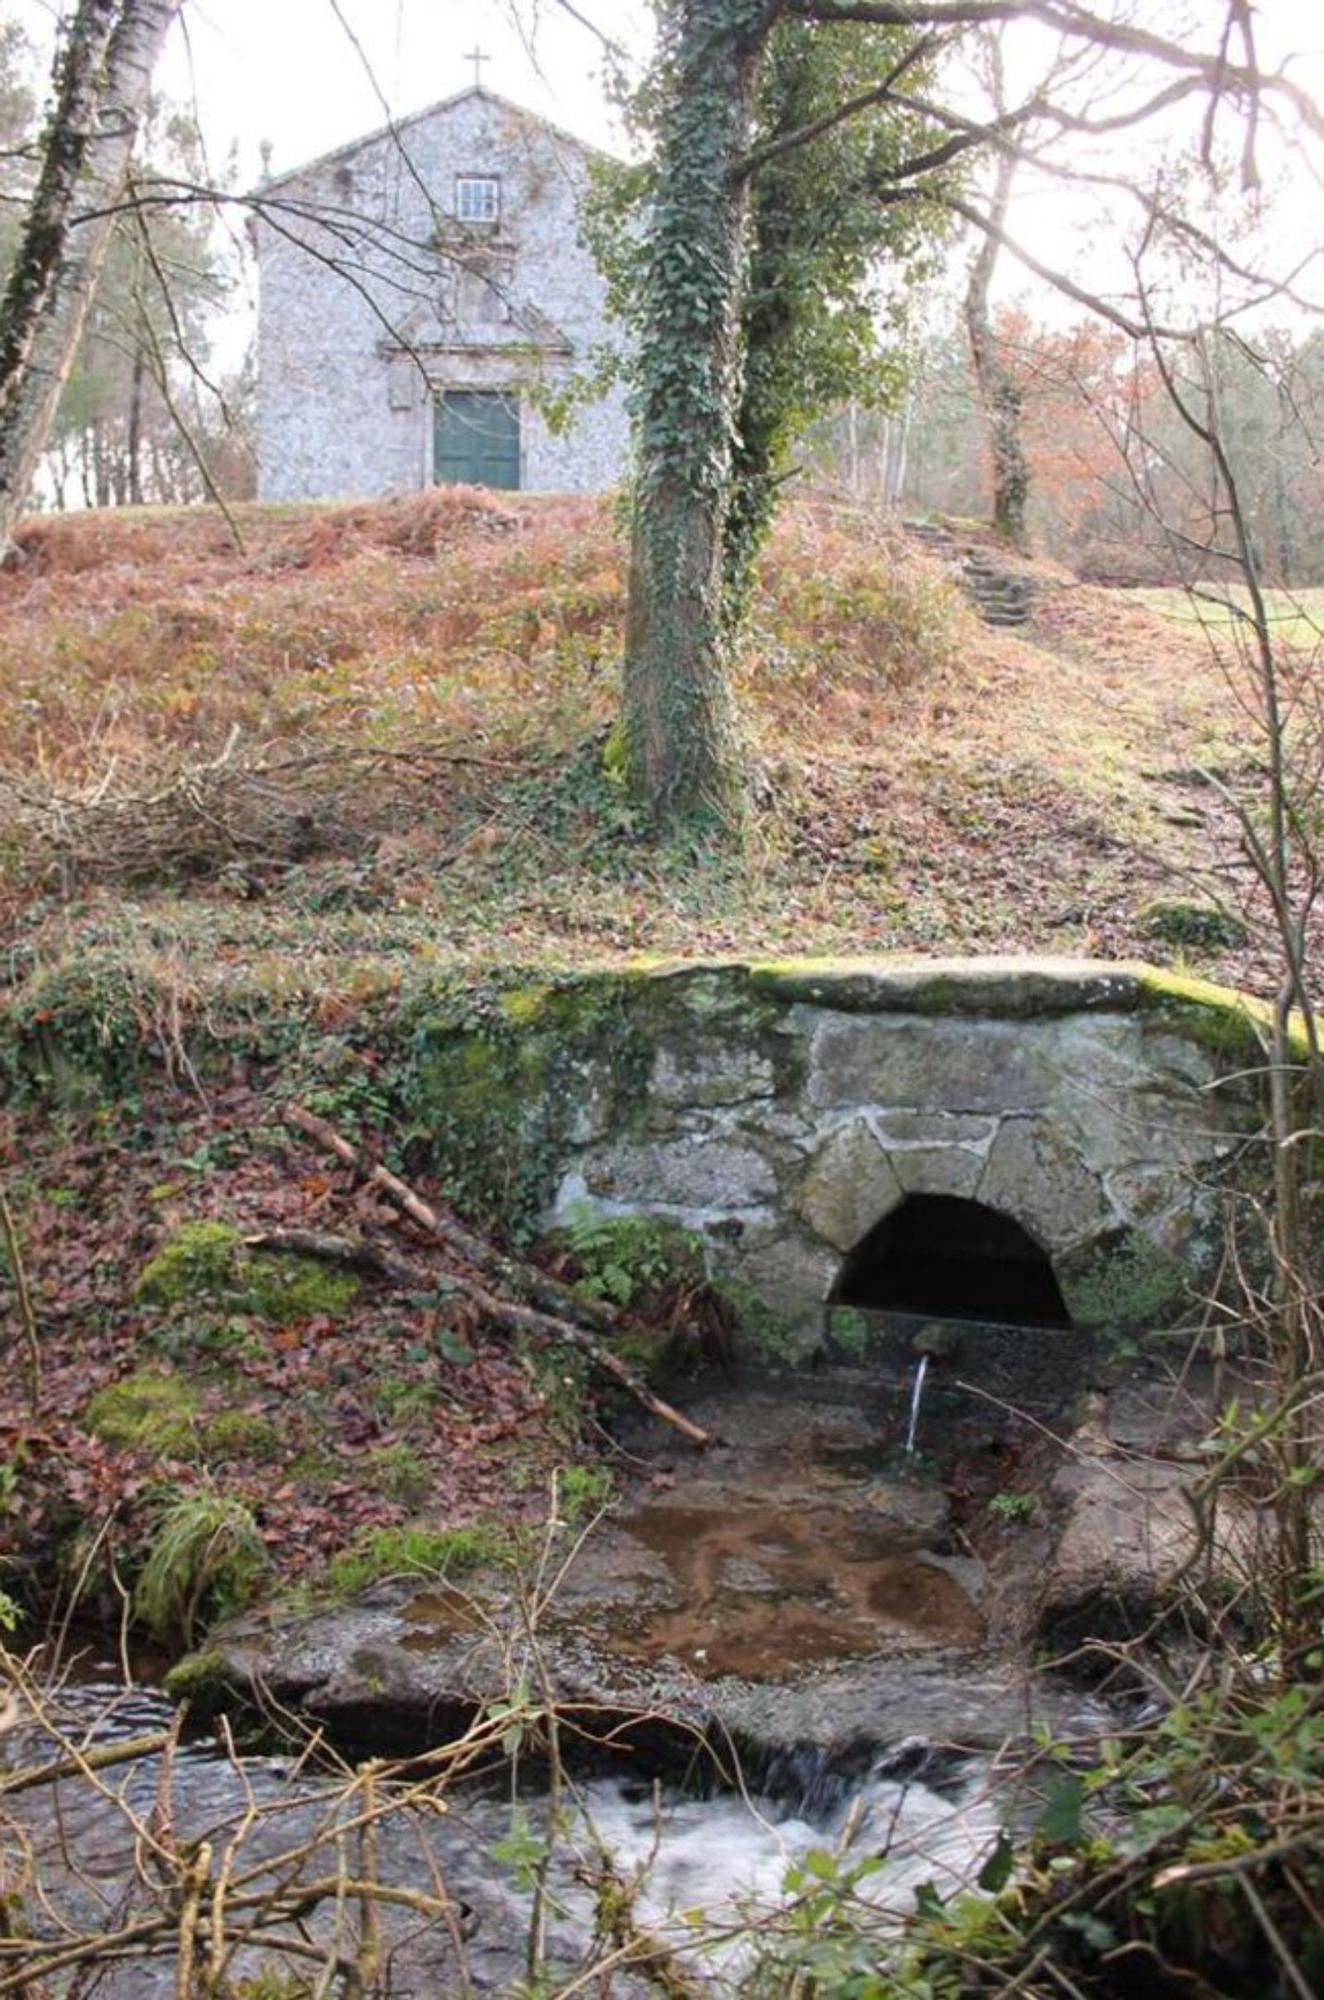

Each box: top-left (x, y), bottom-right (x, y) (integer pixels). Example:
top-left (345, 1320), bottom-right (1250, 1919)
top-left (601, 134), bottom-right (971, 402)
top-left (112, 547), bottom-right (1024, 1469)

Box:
top-left (620, 0), bottom-right (1319, 838)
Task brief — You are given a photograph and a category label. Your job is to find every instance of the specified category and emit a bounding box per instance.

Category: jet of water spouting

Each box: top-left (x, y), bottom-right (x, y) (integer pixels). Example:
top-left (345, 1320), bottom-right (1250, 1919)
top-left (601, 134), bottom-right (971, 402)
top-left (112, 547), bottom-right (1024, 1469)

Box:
top-left (904, 1353), bottom-right (930, 1455)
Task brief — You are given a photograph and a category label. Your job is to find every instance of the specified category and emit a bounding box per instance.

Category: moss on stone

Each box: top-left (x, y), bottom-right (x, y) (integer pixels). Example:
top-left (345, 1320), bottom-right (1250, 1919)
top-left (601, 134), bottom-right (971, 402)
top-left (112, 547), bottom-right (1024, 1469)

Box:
top-left (244, 1254), bottom-right (359, 1323)
top-left (1058, 1228), bottom-right (1187, 1332)
top-left (497, 983), bottom-right (553, 1026)
top-left (1133, 965), bottom-right (1303, 1066)
top-left (710, 1276), bottom-right (804, 1364)
top-left (135, 1221), bottom-right (357, 1326)
top-left (201, 1409), bottom-right (281, 1463)
top-left (135, 1221), bottom-right (242, 1306)
top-left (824, 1305), bottom-right (871, 1361)
top-left (85, 1370), bottom-right (198, 1454)
top-left (1138, 899), bottom-right (1250, 953)
top-left (162, 1646), bottom-right (238, 1720)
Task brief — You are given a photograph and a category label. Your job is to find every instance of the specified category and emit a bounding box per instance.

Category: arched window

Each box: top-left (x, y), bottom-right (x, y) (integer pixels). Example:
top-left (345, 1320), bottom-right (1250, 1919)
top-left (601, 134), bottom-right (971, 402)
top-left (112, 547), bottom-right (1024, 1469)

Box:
top-left (833, 1194), bottom-right (1071, 1329)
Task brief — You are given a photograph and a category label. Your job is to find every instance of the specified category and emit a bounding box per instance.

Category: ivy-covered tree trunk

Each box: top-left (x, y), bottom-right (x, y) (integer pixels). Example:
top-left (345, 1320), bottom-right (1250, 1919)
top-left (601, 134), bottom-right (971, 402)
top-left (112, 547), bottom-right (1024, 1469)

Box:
top-left (0, 0), bottom-right (180, 555)
top-left (964, 146), bottom-right (1030, 551)
top-left (623, 0), bottom-right (776, 837)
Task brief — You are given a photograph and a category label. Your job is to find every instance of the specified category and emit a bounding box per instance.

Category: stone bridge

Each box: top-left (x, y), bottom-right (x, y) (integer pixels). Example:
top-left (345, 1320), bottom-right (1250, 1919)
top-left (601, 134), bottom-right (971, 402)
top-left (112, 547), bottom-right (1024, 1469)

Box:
top-left (488, 956), bottom-right (1269, 1368)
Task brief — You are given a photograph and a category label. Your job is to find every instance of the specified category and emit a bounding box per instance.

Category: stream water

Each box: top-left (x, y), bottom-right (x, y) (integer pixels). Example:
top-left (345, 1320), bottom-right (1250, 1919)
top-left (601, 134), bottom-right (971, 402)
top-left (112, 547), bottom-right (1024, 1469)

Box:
top-left (0, 1659), bottom-right (1054, 1997)
top-left (2, 1379), bottom-right (1110, 1993)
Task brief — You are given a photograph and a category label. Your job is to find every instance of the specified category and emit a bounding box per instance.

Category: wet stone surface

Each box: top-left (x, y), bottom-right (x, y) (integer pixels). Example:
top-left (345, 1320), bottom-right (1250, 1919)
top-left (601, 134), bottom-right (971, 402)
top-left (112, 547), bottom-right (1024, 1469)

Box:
top-left (215, 1380), bottom-right (1009, 1758)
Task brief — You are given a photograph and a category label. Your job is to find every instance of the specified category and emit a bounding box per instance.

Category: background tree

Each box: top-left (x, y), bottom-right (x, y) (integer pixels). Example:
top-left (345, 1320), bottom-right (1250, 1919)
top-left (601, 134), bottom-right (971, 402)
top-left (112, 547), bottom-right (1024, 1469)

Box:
top-left (46, 105), bottom-right (242, 511)
top-left (620, 0), bottom-right (1316, 839)
top-left (607, 0), bottom-right (954, 830)
top-left (619, 0), bottom-right (770, 837)
top-left (722, 17), bottom-right (952, 626)
top-left (0, 0), bottom-right (182, 554)
top-left (0, 21), bottom-right (36, 273)
top-left (962, 29), bottom-right (1029, 548)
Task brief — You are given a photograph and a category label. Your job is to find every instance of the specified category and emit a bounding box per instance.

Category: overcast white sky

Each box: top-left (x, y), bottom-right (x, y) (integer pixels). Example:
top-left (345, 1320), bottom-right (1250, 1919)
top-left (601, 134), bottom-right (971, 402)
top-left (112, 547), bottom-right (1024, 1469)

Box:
top-left (11, 0), bottom-right (1324, 342)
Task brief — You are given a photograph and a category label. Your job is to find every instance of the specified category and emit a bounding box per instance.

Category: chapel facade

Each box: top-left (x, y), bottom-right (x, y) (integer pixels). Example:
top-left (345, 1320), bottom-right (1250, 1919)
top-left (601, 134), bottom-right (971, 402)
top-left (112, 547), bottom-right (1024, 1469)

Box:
top-left (254, 86), bottom-right (628, 501)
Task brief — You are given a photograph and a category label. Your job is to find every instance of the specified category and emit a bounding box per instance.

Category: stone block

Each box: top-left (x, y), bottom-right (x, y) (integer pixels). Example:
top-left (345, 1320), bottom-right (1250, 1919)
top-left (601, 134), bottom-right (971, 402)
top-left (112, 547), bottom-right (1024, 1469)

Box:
top-left (794, 1118), bottom-right (903, 1251)
top-left (892, 1145), bottom-right (986, 1199)
top-left (582, 1137), bottom-right (777, 1213)
top-left (1056, 1226), bottom-right (1187, 1331)
top-left (718, 1225), bottom-right (840, 1340)
top-left (806, 1017), bottom-right (1059, 1114)
top-left (651, 1042), bottom-right (775, 1108)
top-left (872, 1110), bottom-right (998, 1149)
top-left (979, 1116), bottom-right (1114, 1252)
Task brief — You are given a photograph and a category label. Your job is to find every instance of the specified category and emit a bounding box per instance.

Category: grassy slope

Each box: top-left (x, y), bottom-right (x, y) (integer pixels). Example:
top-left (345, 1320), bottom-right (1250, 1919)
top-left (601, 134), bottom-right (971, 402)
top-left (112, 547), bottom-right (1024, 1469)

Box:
top-left (0, 486), bottom-right (1284, 995)
top-left (0, 489), bottom-right (1297, 1630)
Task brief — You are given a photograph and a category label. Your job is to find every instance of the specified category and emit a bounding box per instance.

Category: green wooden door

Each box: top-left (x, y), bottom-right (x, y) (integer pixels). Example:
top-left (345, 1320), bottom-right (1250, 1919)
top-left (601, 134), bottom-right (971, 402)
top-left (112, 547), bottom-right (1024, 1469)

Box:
top-left (434, 391), bottom-right (521, 490)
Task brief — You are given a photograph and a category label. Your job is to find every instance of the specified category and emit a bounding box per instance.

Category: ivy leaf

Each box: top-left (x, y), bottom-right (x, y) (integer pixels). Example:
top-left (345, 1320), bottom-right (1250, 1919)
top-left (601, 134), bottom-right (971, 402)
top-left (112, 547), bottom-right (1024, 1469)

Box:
top-left (977, 1830), bottom-right (1016, 1892)
top-left (913, 1881), bottom-right (946, 1919)
top-left (1037, 1774), bottom-right (1085, 1847)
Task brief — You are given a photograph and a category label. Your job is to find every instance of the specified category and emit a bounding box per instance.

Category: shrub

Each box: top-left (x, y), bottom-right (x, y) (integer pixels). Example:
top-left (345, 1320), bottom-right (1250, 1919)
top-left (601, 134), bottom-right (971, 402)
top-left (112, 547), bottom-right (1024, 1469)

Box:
top-left (134, 1492), bottom-right (267, 1644)
top-left (1138, 898), bottom-right (1249, 952)
top-left (561, 1203), bottom-right (704, 1311)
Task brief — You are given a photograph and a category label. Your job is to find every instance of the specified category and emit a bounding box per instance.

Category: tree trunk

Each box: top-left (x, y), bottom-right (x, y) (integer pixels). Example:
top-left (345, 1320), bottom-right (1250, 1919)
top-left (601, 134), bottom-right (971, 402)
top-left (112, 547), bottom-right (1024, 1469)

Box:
top-left (126, 340), bottom-right (145, 504)
top-left (622, 0), bottom-right (774, 838)
top-left (0, 0), bottom-right (180, 552)
top-left (964, 143), bottom-right (1030, 551)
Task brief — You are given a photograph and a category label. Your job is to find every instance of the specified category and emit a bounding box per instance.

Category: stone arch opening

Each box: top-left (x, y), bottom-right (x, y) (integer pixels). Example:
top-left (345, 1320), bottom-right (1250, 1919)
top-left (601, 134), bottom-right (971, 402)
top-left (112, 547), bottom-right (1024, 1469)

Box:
top-left (833, 1193), bottom-right (1072, 1329)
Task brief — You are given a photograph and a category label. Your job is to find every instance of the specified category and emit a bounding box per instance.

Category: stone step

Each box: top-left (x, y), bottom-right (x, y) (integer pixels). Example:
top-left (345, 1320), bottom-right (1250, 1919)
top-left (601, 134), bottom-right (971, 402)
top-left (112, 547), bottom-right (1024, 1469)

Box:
top-left (905, 523), bottom-right (1036, 628)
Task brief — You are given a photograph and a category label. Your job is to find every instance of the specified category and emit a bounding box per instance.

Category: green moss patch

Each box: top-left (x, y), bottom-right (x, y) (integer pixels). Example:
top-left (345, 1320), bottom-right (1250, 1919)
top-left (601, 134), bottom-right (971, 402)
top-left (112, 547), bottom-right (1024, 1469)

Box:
top-left (84, 1370), bottom-right (199, 1455)
top-left (1138, 898), bottom-right (1250, 952)
top-left (135, 1221), bottom-right (358, 1326)
top-left (326, 1521), bottom-right (506, 1596)
top-left (201, 1409), bottom-right (282, 1464)
top-left (1058, 1228), bottom-right (1187, 1332)
top-left (162, 1647), bottom-right (239, 1721)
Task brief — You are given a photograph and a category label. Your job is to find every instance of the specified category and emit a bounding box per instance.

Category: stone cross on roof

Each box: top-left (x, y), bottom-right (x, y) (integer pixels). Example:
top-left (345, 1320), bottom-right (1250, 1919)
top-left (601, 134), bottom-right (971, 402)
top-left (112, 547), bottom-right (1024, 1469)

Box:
top-left (464, 46), bottom-right (490, 88)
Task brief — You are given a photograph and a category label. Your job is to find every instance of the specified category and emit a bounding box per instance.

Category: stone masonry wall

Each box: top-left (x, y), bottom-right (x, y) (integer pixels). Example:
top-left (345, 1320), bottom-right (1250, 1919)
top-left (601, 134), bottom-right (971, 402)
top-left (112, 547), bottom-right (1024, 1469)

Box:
top-left (509, 958), bottom-right (1266, 1360)
top-left (255, 89), bottom-right (628, 501)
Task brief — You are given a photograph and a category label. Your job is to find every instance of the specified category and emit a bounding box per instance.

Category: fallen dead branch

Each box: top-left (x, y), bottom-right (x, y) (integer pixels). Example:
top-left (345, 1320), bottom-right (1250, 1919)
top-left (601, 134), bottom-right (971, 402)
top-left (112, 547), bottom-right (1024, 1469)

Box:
top-left (0, 1731), bottom-right (171, 1797)
top-left (284, 1105), bottom-right (674, 1347)
top-left (0, 734), bottom-right (513, 893)
top-left (0, 1190), bottom-right (40, 1416)
top-left (253, 1192), bottom-right (720, 1448)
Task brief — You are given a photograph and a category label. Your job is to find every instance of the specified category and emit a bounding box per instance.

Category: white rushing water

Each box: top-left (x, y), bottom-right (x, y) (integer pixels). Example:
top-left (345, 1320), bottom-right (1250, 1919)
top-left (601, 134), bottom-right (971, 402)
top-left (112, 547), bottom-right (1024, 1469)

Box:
top-left (3, 1673), bottom-right (1009, 1995)
top-left (575, 1755), bottom-right (998, 1934)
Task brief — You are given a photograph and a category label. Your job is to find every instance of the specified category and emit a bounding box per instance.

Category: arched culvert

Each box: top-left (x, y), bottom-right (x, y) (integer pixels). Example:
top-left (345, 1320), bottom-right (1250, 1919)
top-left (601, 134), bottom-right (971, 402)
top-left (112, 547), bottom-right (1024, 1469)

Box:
top-left (832, 1192), bottom-right (1072, 1330)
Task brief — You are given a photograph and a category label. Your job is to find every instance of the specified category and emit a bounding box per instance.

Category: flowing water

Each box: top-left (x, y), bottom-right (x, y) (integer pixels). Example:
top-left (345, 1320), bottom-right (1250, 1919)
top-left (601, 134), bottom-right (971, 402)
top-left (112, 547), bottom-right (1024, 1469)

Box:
top-left (1, 1381), bottom-right (1110, 1992)
top-left (903, 1354), bottom-right (931, 1455)
top-left (1, 1663), bottom-right (1031, 1997)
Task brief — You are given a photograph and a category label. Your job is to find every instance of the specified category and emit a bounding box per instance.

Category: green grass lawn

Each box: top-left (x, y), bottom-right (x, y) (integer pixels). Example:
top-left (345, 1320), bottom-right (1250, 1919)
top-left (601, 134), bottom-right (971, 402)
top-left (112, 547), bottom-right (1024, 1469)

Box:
top-left (1132, 585), bottom-right (1324, 650)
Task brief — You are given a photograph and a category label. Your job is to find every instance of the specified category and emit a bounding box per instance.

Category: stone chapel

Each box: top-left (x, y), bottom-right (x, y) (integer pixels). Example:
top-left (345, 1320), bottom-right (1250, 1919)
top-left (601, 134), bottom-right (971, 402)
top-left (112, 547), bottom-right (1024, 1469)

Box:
top-left (254, 85), bottom-right (628, 500)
